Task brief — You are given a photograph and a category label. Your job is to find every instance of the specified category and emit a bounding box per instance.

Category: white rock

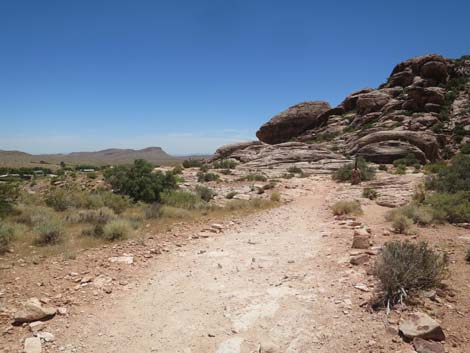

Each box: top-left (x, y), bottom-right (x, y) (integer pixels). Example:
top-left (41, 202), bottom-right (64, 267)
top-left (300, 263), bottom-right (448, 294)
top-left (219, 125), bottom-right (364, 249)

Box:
top-left (24, 337), bottom-right (42, 353)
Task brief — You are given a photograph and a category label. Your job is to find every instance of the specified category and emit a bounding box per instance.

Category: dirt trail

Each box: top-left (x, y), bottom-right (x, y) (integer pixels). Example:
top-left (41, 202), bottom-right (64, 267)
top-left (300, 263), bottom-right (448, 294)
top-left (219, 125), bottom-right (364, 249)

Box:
top-left (50, 179), bottom-right (400, 353)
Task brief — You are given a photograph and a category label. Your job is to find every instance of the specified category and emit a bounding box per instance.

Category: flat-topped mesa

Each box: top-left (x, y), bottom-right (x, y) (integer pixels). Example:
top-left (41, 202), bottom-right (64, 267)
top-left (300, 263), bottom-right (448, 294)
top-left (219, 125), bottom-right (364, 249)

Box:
top-left (256, 101), bottom-right (331, 144)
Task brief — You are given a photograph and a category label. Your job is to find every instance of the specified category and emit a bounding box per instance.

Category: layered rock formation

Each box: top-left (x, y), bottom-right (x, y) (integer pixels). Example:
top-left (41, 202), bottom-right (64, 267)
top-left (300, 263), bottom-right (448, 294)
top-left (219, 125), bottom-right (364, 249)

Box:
top-left (211, 54), bottom-right (470, 172)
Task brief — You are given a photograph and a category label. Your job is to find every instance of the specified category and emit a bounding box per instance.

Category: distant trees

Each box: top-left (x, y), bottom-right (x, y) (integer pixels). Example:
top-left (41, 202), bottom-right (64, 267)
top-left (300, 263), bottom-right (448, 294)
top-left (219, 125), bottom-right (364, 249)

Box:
top-left (104, 159), bottom-right (177, 203)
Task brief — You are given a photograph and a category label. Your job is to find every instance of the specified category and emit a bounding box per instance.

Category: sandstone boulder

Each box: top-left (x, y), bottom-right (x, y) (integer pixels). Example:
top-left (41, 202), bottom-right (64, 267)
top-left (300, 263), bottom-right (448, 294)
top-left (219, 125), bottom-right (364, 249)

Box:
top-left (356, 140), bottom-right (426, 164)
top-left (399, 312), bottom-right (445, 341)
top-left (14, 298), bottom-right (56, 324)
top-left (256, 101), bottom-right (331, 144)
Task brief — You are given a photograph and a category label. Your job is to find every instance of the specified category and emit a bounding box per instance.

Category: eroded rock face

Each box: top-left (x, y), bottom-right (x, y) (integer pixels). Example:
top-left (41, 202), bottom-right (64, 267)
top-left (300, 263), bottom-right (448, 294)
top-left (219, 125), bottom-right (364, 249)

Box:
top-left (210, 54), bottom-right (469, 170)
top-left (208, 141), bottom-right (349, 176)
top-left (256, 101), bottom-right (331, 144)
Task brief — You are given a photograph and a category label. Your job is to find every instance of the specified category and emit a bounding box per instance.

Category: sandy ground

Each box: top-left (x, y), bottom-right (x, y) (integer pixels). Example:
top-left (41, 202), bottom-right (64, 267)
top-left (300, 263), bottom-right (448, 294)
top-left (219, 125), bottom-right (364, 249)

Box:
top-left (2, 175), bottom-right (470, 353)
top-left (44, 178), bottom-right (405, 353)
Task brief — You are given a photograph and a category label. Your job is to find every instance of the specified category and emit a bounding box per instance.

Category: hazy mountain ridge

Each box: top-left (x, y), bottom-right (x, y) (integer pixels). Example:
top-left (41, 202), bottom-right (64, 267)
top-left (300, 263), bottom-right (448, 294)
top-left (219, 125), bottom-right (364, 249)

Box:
top-left (0, 147), bottom-right (196, 167)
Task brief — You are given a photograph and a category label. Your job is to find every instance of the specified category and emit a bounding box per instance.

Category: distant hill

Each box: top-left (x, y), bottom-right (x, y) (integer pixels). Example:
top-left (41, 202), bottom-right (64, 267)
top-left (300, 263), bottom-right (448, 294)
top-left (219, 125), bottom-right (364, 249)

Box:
top-left (0, 147), bottom-right (206, 168)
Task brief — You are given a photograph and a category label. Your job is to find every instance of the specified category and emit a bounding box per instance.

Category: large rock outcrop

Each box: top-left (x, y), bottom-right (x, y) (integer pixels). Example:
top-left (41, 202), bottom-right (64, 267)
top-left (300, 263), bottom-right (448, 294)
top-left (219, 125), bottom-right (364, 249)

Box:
top-left (210, 54), bottom-right (469, 172)
top-left (256, 101), bottom-right (331, 144)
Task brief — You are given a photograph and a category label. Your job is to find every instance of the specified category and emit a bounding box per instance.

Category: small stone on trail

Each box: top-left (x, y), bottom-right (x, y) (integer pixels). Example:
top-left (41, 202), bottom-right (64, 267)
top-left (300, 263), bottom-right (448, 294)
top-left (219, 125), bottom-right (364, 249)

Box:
top-left (399, 312), bottom-right (445, 341)
top-left (412, 337), bottom-right (445, 353)
top-left (350, 253), bottom-right (369, 265)
top-left (24, 337), bottom-right (42, 353)
top-left (14, 298), bottom-right (57, 324)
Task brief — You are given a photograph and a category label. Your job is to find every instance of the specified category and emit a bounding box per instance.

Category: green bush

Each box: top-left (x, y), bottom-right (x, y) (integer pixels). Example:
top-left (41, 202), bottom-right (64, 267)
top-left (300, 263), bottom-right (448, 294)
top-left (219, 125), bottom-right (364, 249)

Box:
top-left (425, 192), bottom-right (470, 223)
top-left (212, 159), bottom-right (238, 169)
top-left (87, 172), bottom-right (97, 179)
top-left (102, 220), bottom-right (131, 241)
top-left (426, 154), bottom-right (470, 193)
top-left (395, 165), bottom-right (407, 175)
top-left (197, 172), bottom-right (220, 183)
top-left (182, 159), bottom-right (203, 168)
top-left (160, 205), bottom-right (193, 219)
top-left (172, 165), bottom-right (183, 174)
top-left (98, 191), bottom-right (131, 214)
top-left (287, 166), bottom-right (303, 174)
top-left (461, 143), bottom-right (470, 155)
top-left (45, 188), bottom-right (88, 211)
top-left (0, 183), bottom-right (19, 216)
top-left (374, 241), bottom-right (448, 306)
top-left (424, 161), bottom-right (448, 174)
top-left (362, 187), bottom-right (378, 200)
top-left (331, 200), bottom-right (362, 216)
top-left (104, 159), bottom-right (177, 203)
top-left (0, 222), bottom-right (17, 253)
top-left (195, 185), bottom-right (215, 202)
top-left (393, 153), bottom-right (420, 168)
top-left (161, 190), bottom-right (204, 209)
top-left (34, 216), bottom-right (65, 245)
top-left (332, 158), bottom-right (375, 182)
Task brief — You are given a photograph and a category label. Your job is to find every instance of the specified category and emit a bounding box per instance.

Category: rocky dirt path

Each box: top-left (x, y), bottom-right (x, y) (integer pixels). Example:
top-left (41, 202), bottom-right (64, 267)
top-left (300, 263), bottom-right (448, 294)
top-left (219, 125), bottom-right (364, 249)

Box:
top-left (49, 178), bottom-right (404, 353)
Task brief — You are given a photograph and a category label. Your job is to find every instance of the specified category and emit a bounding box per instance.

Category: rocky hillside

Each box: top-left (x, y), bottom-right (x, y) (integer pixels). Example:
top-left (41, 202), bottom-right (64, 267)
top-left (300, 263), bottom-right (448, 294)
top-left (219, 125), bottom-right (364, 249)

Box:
top-left (210, 54), bottom-right (470, 173)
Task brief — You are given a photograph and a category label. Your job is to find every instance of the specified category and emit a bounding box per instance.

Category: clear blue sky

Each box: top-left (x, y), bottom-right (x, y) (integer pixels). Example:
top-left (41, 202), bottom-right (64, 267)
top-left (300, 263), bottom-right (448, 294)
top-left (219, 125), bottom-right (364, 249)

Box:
top-left (1, 0), bottom-right (468, 155)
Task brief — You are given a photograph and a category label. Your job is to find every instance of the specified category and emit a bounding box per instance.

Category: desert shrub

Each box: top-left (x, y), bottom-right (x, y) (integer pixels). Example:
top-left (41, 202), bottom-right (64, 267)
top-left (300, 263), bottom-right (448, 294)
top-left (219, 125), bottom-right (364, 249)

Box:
top-left (98, 191), bottom-right (131, 214)
top-left (34, 216), bottom-right (65, 245)
top-left (280, 173), bottom-right (294, 179)
top-left (160, 205), bottom-right (192, 219)
top-left (172, 165), bottom-right (183, 175)
top-left (332, 158), bottom-right (375, 182)
top-left (393, 153), bottom-right (420, 168)
top-left (426, 154), bottom-right (470, 193)
top-left (87, 172), bottom-right (97, 179)
top-left (195, 185), bottom-right (215, 202)
top-left (374, 241), bottom-right (448, 306)
top-left (182, 159), bottom-right (203, 168)
top-left (199, 164), bottom-right (209, 172)
top-left (270, 191), bottom-right (281, 202)
top-left (386, 204), bottom-right (434, 227)
top-left (104, 159), bottom-right (177, 203)
top-left (331, 200), bottom-right (362, 216)
top-left (225, 191), bottom-right (237, 199)
top-left (412, 184), bottom-right (426, 204)
top-left (197, 172), bottom-right (220, 183)
top-left (395, 165), bottom-right (407, 175)
top-left (161, 190), bottom-right (204, 209)
top-left (143, 203), bottom-right (162, 219)
top-left (16, 206), bottom-right (55, 226)
top-left (378, 164), bottom-right (388, 171)
top-left (0, 222), bottom-right (17, 253)
top-left (424, 192), bottom-right (470, 223)
top-left (102, 220), bottom-right (131, 241)
top-left (45, 188), bottom-right (88, 211)
top-left (461, 143), bottom-right (470, 155)
top-left (239, 173), bottom-right (267, 182)
top-left (424, 161), bottom-right (448, 174)
top-left (0, 183), bottom-right (19, 216)
top-left (212, 159), bottom-right (238, 169)
top-left (76, 207), bottom-right (116, 224)
top-left (287, 166), bottom-right (303, 174)
top-left (362, 187), bottom-right (378, 200)
top-left (391, 215), bottom-right (414, 234)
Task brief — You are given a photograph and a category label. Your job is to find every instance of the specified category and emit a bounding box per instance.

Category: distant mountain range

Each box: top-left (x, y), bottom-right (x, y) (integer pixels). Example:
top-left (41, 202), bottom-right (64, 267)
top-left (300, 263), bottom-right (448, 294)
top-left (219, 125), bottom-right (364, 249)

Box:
top-left (0, 147), bottom-right (206, 167)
